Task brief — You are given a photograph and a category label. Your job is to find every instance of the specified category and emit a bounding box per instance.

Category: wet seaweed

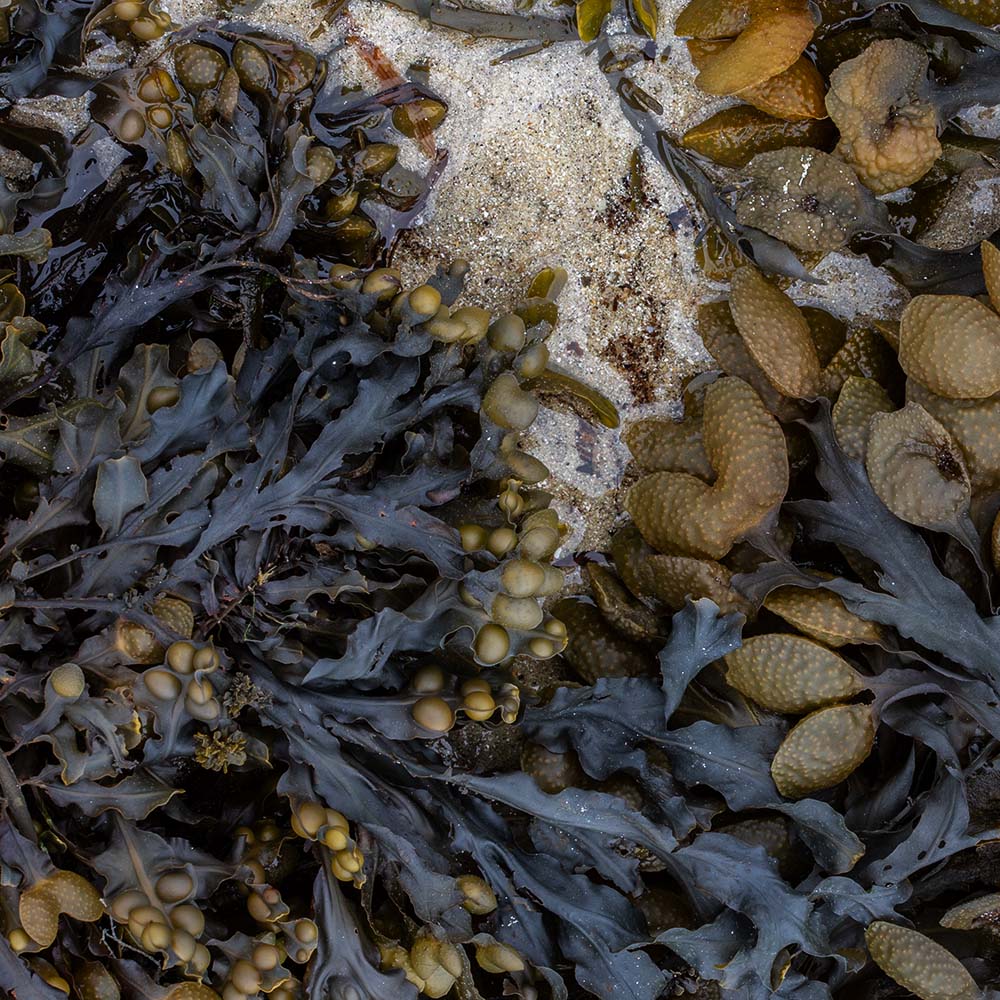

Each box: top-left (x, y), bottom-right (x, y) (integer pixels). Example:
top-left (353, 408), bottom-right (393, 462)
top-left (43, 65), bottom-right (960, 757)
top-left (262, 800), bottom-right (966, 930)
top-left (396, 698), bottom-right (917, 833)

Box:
top-left (8, 1), bottom-right (1000, 999)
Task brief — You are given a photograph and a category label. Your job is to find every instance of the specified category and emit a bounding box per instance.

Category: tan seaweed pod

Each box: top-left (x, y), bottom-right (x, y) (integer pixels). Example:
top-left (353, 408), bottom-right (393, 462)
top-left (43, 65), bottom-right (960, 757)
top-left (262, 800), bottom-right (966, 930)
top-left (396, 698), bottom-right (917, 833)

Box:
top-left (704, 376), bottom-right (789, 505)
top-left (695, 6), bottom-right (815, 95)
top-left (626, 472), bottom-right (722, 557)
top-left (899, 295), bottom-right (1000, 398)
top-left (626, 377), bottom-right (788, 558)
top-left (983, 241), bottom-right (1000, 312)
top-left (865, 922), bottom-right (980, 1000)
top-left (821, 326), bottom-right (898, 398)
top-left (764, 584), bottom-right (882, 646)
top-left (168, 985), bottom-right (223, 1000)
top-left (866, 404), bottom-right (972, 533)
top-left (804, 307), bottom-right (848, 365)
top-left (729, 267), bottom-right (821, 398)
top-left (641, 554), bottom-right (748, 614)
top-left (623, 415), bottom-right (713, 478)
top-left (688, 41), bottom-right (826, 120)
top-left (941, 891), bottom-right (1000, 931)
top-left (723, 815), bottom-right (791, 857)
top-left (723, 633), bottom-right (866, 712)
top-left (697, 301), bottom-right (790, 417)
top-left (625, 378), bottom-right (789, 557)
top-left (771, 703), bottom-right (875, 798)
top-left (75, 961), bottom-right (120, 1000)
top-left (586, 563), bottom-right (661, 640)
top-left (738, 56), bottom-right (826, 120)
top-left (908, 380), bottom-right (1000, 491)
top-left (722, 815), bottom-right (805, 877)
top-left (19, 872), bottom-right (103, 947)
top-left (18, 888), bottom-right (61, 948)
top-left (152, 595), bottom-right (194, 637)
top-left (675, 0), bottom-right (751, 37)
top-left (521, 743), bottom-right (584, 794)
top-left (832, 376), bottom-right (894, 461)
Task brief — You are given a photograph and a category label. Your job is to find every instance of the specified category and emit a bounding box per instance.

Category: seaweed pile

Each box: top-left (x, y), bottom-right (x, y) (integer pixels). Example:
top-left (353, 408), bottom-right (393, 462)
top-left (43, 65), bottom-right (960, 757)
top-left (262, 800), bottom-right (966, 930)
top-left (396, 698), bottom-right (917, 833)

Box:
top-left (546, 0), bottom-right (1000, 996)
top-left (6, 1), bottom-right (1000, 1000)
top-left (584, 0), bottom-right (1000, 294)
top-left (0, 12), bottom-right (614, 1000)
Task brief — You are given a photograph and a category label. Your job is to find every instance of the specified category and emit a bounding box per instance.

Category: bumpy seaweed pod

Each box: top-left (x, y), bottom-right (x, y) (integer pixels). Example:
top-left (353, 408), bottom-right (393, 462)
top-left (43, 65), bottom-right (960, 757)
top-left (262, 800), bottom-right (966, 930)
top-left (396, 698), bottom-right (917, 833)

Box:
top-left (586, 563), bottom-right (662, 641)
top-left (623, 396), bottom-right (713, 479)
top-left (899, 294), bottom-right (1000, 399)
top-left (686, 40), bottom-right (826, 121)
top-left (15, 871), bottom-right (104, 951)
top-left (982, 240), bottom-right (1000, 310)
top-left (722, 633), bottom-right (867, 712)
top-left (646, 554), bottom-right (750, 614)
top-left (174, 43), bottom-right (226, 93)
top-left (729, 267), bottom-right (821, 397)
top-left (940, 891), bottom-right (1000, 933)
top-left (721, 815), bottom-right (806, 880)
top-left (832, 375), bottom-right (894, 461)
top-left (866, 403), bottom-right (976, 541)
top-left (763, 580), bottom-right (882, 646)
top-left (626, 376), bottom-right (789, 558)
top-left (865, 922), bottom-right (980, 1000)
top-left (551, 597), bottom-right (653, 682)
top-left (771, 704), bottom-right (875, 797)
top-left (611, 520), bottom-right (749, 613)
top-left (695, 301), bottom-right (794, 418)
top-left (117, 596), bottom-right (194, 665)
top-left (826, 39), bottom-right (942, 193)
top-left (675, 0), bottom-right (751, 38)
top-left (521, 742), bottom-right (586, 793)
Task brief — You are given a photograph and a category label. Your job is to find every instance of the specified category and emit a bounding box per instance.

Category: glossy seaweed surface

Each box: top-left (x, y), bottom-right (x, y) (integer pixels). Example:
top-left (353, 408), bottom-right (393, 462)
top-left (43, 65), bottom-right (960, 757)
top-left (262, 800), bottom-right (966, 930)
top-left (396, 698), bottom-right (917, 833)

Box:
top-left (5, 1), bottom-right (1000, 1000)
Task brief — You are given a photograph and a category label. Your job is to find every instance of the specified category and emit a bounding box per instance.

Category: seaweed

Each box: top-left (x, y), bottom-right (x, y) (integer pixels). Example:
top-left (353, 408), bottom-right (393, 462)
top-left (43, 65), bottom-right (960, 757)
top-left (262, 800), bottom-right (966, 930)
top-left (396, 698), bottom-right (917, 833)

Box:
top-left (598, 39), bottom-right (822, 283)
top-left (8, 1), bottom-right (1000, 999)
